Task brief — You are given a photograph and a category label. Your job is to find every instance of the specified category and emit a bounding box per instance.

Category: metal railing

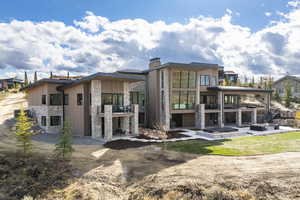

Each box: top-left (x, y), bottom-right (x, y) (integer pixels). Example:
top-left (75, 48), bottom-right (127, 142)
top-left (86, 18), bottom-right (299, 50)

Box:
top-left (111, 105), bottom-right (132, 113)
top-left (205, 104), bottom-right (220, 110)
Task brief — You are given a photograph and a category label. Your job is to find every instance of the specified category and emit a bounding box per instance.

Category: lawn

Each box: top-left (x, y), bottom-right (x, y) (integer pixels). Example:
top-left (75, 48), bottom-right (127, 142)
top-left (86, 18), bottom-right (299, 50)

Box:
top-left (163, 132), bottom-right (300, 156)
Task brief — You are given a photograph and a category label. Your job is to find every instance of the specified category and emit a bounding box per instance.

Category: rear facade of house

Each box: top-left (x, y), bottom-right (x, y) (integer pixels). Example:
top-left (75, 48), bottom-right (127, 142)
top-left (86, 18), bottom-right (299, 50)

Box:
top-left (273, 75), bottom-right (300, 98)
top-left (24, 58), bottom-right (272, 141)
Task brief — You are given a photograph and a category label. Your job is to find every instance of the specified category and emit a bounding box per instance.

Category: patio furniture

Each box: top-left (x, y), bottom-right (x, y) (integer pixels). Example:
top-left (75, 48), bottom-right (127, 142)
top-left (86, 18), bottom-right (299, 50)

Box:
top-left (250, 124), bottom-right (267, 131)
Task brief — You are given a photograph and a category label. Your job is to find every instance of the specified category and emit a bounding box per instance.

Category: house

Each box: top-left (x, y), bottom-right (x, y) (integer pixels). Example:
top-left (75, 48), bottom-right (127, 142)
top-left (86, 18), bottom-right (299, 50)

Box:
top-left (119, 58), bottom-right (272, 130)
top-left (0, 78), bottom-right (24, 91)
top-left (273, 75), bottom-right (300, 98)
top-left (22, 58), bottom-right (272, 141)
top-left (22, 73), bottom-right (143, 141)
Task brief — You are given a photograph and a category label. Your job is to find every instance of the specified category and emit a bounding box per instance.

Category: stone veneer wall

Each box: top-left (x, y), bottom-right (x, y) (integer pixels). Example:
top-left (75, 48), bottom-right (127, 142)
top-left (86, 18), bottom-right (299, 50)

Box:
top-left (29, 105), bottom-right (63, 134)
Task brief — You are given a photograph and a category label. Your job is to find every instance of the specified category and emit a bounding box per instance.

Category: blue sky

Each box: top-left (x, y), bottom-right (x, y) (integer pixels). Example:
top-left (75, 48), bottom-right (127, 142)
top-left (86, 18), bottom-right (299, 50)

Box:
top-left (0, 0), bottom-right (300, 79)
top-left (0, 0), bottom-right (290, 31)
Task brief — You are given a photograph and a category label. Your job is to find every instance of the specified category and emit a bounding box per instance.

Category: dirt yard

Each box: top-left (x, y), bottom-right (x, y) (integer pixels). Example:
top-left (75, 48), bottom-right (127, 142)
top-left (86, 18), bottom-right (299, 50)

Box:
top-left (1, 93), bottom-right (300, 200)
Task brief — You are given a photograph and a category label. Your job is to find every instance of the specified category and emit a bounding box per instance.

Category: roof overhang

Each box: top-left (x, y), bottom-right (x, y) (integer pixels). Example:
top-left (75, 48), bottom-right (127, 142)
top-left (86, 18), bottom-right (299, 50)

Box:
top-left (207, 86), bottom-right (273, 93)
top-left (20, 79), bottom-right (73, 91)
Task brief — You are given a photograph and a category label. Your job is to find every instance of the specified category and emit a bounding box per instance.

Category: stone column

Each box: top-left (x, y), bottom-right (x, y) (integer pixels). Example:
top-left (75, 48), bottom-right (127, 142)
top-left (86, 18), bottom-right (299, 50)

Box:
top-left (91, 80), bottom-right (102, 139)
top-left (131, 104), bottom-right (139, 135)
top-left (196, 104), bottom-right (205, 129)
top-left (236, 108), bottom-right (242, 127)
top-left (162, 69), bottom-right (170, 130)
top-left (251, 108), bottom-right (257, 124)
top-left (104, 105), bottom-right (113, 141)
top-left (121, 117), bottom-right (130, 135)
top-left (218, 91), bottom-right (224, 128)
top-left (124, 82), bottom-right (130, 106)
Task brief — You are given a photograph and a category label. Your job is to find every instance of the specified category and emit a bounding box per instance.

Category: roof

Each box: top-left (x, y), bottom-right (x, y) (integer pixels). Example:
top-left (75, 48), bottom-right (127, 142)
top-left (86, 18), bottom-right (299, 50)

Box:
top-left (58, 72), bottom-right (144, 90)
top-left (21, 78), bottom-right (73, 91)
top-left (207, 86), bottom-right (273, 93)
top-left (118, 62), bottom-right (221, 75)
top-left (0, 77), bottom-right (23, 83)
top-left (224, 71), bottom-right (237, 75)
top-left (273, 75), bottom-right (300, 85)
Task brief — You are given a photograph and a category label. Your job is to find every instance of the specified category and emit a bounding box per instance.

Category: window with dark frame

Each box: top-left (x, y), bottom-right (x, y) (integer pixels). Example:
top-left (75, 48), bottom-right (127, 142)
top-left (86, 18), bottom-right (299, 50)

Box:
top-left (172, 71), bottom-right (196, 89)
top-left (42, 95), bottom-right (46, 105)
top-left (49, 94), bottom-right (62, 105)
top-left (200, 75), bottom-right (210, 86)
top-left (77, 93), bottom-right (83, 105)
top-left (50, 116), bottom-right (61, 126)
top-left (171, 91), bottom-right (196, 110)
top-left (64, 94), bottom-right (69, 105)
top-left (41, 116), bottom-right (47, 126)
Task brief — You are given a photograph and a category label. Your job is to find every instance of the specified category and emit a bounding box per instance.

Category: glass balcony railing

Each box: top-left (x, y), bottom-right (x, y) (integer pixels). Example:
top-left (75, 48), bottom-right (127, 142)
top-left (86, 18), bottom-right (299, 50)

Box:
top-left (205, 104), bottom-right (220, 110)
top-left (102, 105), bottom-right (133, 113)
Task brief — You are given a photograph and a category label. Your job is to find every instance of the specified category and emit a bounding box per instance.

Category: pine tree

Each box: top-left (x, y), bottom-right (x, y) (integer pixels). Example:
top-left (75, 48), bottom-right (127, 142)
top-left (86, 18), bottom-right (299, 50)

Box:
top-left (54, 121), bottom-right (74, 160)
top-left (24, 72), bottom-right (28, 86)
top-left (50, 72), bottom-right (53, 79)
top-left (34, 71), bottom-right (38, 82)
top-left (274, 90), bottom-right (281, 102)
top-left (285, 85), bottom-right (292, 108)
top-left (15, 108), bottom-right (33, 156)
top-left (67, 72), bottom-right (70, 79)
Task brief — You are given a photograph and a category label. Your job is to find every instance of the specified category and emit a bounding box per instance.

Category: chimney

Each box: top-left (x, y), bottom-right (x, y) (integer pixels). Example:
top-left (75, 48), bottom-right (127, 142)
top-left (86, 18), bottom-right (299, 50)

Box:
top-left (149, 57), bottom-right (161, 68)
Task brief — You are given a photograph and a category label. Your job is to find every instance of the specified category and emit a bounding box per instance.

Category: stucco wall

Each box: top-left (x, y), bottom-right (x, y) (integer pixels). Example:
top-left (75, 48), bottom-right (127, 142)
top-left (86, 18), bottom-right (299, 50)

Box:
top-left (64, 84), bottom-right (85, 136)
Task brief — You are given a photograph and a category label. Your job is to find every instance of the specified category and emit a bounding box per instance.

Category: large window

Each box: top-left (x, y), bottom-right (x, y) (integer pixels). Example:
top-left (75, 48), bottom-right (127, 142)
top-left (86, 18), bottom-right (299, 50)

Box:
top-left (77, 93), bottom-right (83, 105)
top-left (172, 71), bottom-right (196, 88)
top-left (102, 93), bottom-right (124, 105)
top-left (224, 95), bottom-right (238, 104)
top-left (161, 70), bottom-right (164, 88)
top-left (210, 76), bottom-right (217, 86)
top-left (201, 95), bottom-right (217, 104)
top-left (41, 116), bottom-right (46, 126)
top-left (130, 92), bottom-right (145, 106)
top-left (42, 95), bottom-right (46, 105)
top-left (49, 94), bottom-right (62, 105)
top-left (200, 75), bottom-right (210, 86)
top-left (171, 91), bottom-right (196, 110)
top-left (50, 116), bottom-right (61, 126)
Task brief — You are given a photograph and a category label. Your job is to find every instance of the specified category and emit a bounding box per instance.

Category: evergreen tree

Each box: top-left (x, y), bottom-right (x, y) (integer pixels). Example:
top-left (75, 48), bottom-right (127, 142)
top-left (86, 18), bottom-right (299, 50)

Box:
top-left (50, 72), bottom-right (53, 79)
top-left (15, 108), bottom-right (33, 156)
top-left (34, 71), bottom-right (38, 82)
top-left (285, 85), bottom-right (292, 108)
top-left (24, 72), bottom-right (28, 86)
top-left (274, 90), bottom-right (281, 102)
top-left (67, 72), bottom-right (70, 79)
top-left (54, 121), bottom-right (74, 160)
top-left (223, 77), bottom-right (230, 86)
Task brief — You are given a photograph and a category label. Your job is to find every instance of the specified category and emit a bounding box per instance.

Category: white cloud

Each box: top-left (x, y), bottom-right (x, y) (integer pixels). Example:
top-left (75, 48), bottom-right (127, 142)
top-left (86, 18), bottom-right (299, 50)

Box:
top-left (265, 12), bottom-right (272, 17)
top-left (0, 5), bottom-right (300, 79)
top-left (288, 0), bottom-right (300, 8)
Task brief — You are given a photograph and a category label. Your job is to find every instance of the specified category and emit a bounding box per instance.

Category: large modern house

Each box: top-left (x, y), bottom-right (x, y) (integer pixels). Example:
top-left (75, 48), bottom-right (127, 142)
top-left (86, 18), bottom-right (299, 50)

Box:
top-left (0, 77), bottom-right (24, 91)
top-left (23, 58), bottom-right (272, 141)
top-left (273, 75), bottom-right (300, 98)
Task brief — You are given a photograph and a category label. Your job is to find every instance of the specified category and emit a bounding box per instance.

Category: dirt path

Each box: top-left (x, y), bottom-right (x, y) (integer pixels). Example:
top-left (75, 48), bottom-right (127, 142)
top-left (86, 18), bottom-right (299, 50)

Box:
top-left (1, 93), bottom-right (300, 199)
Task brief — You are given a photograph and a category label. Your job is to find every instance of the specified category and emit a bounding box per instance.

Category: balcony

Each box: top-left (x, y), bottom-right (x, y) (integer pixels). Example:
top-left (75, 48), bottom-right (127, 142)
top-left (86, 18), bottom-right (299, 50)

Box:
top-left (205, 104), bottom-right (220, 110)
top-left (102, 105), bottom-right (133, 113)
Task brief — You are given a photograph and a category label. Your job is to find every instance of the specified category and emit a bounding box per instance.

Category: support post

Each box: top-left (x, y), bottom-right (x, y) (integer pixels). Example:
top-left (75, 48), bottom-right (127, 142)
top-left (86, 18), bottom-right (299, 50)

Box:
top-left (131, 104), bottom-right (139, 135)
top-left (104, 105), bottom-right (113, 141)
top-left (236, 108), bottom-right (242, 127)
top-left (218, 91), bottom-right (224, 128)
top-left (251, 108), bottom-right (257, 124)
top-left (91, 80), bottom-right (102, 139)
top-left (121, 117), bottom-right (130, 135)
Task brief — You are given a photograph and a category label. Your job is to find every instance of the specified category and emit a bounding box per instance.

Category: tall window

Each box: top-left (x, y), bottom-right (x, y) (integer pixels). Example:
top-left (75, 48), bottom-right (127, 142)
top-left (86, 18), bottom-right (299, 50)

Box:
top-left (102, 93), bottom-right (124, 105)
top-left (172, 71), bottom-right (196, 88)
top-left (171, 91), bottom-right (195, 110)
top-left (77, 93), bottom-right (83, 105)
top-left (50, 116), bottom-right (61, 126)
top-left (49, 94), bottom-right (62, 105)
top-left (41, 116), bottom-right (46, 126)
top-left (200, 75), bottom-right (210, 86)
top-left (161, 70), bottom-right (164, 88)
top-left (210, 76), bottom-right (217, 86)
top-left (64, 94), bottom-right (69, 105)
top-left (42, 95), bottom-right (46, 105)
top-left (130, 92), bottom-right (145, 106)
top-left (224, 95), bottom-right (238, 104)
top-left (161, 91), bottom-right (165, 110)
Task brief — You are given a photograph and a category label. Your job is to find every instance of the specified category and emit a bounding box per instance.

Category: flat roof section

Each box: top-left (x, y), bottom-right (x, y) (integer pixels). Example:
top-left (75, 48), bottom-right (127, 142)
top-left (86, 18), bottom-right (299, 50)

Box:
top-left (207, 86), bottom-right (273, 93)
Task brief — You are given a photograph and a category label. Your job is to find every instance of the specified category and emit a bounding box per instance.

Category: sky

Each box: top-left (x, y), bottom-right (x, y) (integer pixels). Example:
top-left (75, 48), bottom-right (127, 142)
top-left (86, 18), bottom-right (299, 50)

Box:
top-left (0, 0), bottom-right (300, 80)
